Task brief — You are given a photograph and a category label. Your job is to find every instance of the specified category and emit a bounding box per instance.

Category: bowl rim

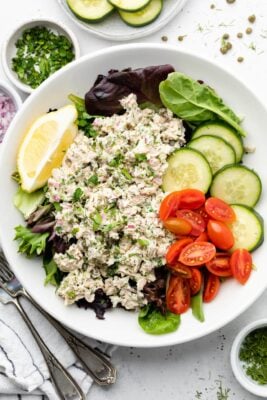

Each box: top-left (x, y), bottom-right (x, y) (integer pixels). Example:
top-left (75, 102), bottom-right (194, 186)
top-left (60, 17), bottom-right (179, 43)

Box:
top-left (0, 79), bottom-right (22, 110)
top-left (1, 43), bottom-right (267, 347)
top-left (231, 318), bottom-right (267, 397)
top-left (1, 17), bottom-right (80, 94)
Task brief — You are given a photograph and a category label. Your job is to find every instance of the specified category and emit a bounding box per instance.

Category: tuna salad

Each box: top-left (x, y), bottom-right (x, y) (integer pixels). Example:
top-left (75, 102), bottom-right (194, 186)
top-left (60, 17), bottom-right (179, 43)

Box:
top-left (47, 94), bottom-right (185, 309)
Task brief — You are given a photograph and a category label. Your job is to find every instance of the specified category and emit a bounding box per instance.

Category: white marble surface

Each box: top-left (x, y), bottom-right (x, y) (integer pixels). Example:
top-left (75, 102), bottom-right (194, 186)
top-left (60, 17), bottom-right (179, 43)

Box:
top-left (1, 0), bottom-right (267, 398)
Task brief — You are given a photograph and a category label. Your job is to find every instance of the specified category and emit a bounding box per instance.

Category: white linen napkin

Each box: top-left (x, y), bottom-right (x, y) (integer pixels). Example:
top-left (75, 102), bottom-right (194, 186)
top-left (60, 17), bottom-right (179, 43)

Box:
top-left (0, 297), bottom-right (115, 399)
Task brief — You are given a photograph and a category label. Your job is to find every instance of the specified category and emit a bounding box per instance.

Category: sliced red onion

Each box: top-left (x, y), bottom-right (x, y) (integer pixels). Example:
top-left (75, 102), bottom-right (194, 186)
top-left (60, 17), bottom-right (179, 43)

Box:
top-left (0, 91), bottom-right (16, 143)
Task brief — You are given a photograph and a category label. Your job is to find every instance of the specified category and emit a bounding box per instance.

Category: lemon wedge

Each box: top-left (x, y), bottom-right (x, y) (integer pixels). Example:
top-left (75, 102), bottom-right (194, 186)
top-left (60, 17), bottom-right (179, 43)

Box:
top-left (17, 105), bottom-right (78, 193)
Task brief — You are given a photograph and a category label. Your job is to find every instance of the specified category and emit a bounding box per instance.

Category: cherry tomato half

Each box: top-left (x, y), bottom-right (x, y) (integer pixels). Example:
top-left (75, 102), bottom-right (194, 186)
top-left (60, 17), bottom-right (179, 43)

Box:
top-left (206, 253), bottom-right (232, 277)
top-left (166, 238), bottom-right (194, 265)
top-left (159, 192), bottom-right (181, 221)
top-left (179, 241), bottom-right (216, 267)
top-left (166, 275), bottom-right (191, 314)
top-left (176, 209), bottom-right (205, 236)
top-left (189, 268), bottom-right (202, 295)
top-left (207, 220), bottom-right (234, 250)
top-left (195, 231), bottom-right (209, 242)
top-left (195, 206), bottom-right (210, 226)
top-left (205, 197), bottom-right (236, 223)
top-left (203, 273), bottom-right (220, 303)
top-left (163, 218), bottom-right (192, 236)
top-left (230, 249), bottom-right (252, 285)
top-left (168, 262), bottom-right (192, 279)
top-left (177, 189), bottom-right (205, 210)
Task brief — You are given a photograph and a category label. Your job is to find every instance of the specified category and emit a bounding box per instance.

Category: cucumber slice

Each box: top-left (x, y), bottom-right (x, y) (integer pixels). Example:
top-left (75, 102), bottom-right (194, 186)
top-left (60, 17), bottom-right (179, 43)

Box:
top-left (108, 0), bottom-right (150, 12)
top-left (229, 204), bottom-right (264, 252)
top-left (119, 0), bottom-right (162, 27)
top-left (192, 122), bottom-right (244, 162)
top-left (67, 0), bottom-right (114, 22)
top-left (210, 165), bottom-right (262, 207)
top-left (162, 148), bottom-right (212, 193)
top-left (188, 135), bottom-right (236, 174)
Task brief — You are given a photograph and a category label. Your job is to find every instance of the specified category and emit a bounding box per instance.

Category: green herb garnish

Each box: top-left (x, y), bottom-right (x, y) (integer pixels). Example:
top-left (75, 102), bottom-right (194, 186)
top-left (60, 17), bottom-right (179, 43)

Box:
top-left (109, 153), bottom-right (124, 167)
top-left (239, 327), bottom-right (267, 384)
top-left (12, 26), bottom-right (75, 89)
top-left (135, 153), bottom-right (147, 163)
top-left (107, 262), bottom-right (119, 277)
top-left (87, 174), bottom-right (99, 186)
top-left (73, 188), bottom-right (83, 202)
top-left (68, 94), bottom-right (99, 138)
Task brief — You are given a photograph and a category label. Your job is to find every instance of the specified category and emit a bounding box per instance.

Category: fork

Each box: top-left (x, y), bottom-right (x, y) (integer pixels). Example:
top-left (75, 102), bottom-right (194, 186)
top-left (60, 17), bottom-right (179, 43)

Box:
top-left (0, 252), bottom-right (116, 387)
top-left (0, 280), bottom-right (85, 399)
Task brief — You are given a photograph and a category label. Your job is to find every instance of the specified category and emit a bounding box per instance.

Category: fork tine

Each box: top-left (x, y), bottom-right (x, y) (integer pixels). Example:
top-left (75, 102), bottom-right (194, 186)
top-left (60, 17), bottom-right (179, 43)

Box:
top-left (0, 251), bottom-right (14, 282)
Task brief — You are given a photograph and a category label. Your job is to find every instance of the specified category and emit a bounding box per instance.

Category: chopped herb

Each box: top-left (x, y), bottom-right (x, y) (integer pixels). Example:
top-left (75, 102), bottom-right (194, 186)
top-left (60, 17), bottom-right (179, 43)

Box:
top-left (137, 239), bottom-right (149, 247)
top-left (71, 227), bottom-right (79, 235)
top-left (239, 327), bottom-right (267, 384)
top-left (73, 188), bottom-right (83, 202)
top-left (216, 381), bottom-right (231, 400)
top-left (12, 26), bottom-right (75, 89)
top-left (87, 174), bottom-right (99, 186)
top-left (135, 153), bottom-right (147, 163)
top-left (12, 171), bottom-right (21, 184)
top-left (121, 168), bottom-right (132, 180)
top-left (53, 202), bottom-right (62, 212)
top-left (55, 226), bottom-right (63, 234)
top-left (90, 211), bottom-right (102, 231)
top-left (109, 153), bottom-right (124, 167)
top-left (67, 290), bottom-right (76, 299)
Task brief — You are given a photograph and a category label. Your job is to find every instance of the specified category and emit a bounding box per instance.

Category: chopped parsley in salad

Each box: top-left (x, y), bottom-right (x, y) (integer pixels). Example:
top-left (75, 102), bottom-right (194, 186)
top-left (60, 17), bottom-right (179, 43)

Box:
top-left (13, 65), bottom-right (264, 335)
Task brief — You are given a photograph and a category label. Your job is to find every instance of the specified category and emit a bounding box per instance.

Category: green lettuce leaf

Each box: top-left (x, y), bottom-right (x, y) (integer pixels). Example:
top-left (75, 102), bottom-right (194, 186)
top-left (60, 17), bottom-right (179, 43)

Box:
top-left (138, 304), bottom-right (180, 335)
top-left (14, 225), bottom-right (49, 257)
top-left (43, 258), bottom-right (64, 287)
top-left (14, 187), bottom-right (45, 219)
top-left (159, 72), bottom-right (246, 136)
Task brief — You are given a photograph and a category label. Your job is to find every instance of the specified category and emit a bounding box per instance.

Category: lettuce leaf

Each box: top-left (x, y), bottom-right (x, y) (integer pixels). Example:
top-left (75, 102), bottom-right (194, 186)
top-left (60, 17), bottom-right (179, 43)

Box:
top-left (138, 304), bottom-right (180, 335)
top-left (14, 225), bottom-right (49, 257)
top-left (85, 65), bottom-right (175, 116)
top-left (14, 187), bottom-right (45, 219)
top-left (159, 72), bottom-right (246, 136)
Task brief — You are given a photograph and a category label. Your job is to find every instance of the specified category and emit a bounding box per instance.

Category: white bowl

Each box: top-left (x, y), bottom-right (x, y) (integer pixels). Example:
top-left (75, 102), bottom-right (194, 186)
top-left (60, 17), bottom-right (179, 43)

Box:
top-left (231, 319), bottom-right (267, 397)
top-left (1, 18), bottom-right (80, 94)
top-left (0, 44), bottom-right (266, 347)
top-left (0, 80), bottom-right (22, 111)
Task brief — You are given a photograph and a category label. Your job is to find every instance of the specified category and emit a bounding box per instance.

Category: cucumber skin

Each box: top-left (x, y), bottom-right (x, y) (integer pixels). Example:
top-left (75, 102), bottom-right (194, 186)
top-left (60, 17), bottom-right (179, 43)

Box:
top-left (108, 0), bottom-right (150, 12)
top-left (192, 121), bottom-right (244, 162)
top-left (118, 0), bottom-right (163, 27)
top-left (210, 164), bottom-right (262, 207)
top-left (67, 1), bottom-right (115, 23)
top-left (230, 204), bottom-right (264, 252)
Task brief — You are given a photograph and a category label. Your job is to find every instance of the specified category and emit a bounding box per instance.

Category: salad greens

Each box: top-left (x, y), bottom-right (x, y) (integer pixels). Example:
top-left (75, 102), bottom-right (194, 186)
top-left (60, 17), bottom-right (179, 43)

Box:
top-left (14, 225), bottom-right (49, 257)
top-left (43, 258), bottom-right (64, 287)
top-left (138, 304), bottom-right (180, 335)
top-left (159, 72), bottom-right (246, 137)
top-left (13, 187), bottom-right (45, 219)
top-left (68, 94), bottom-right (98, 138)
top-left (191, 289), bottom-right (205, 323)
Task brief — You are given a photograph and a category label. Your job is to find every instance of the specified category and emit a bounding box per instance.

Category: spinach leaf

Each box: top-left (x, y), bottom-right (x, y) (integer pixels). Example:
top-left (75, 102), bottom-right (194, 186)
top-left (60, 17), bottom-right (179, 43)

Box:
top-left (159, 72), bottom-right (246, 137)
top-left (138, 304), bottom-right (180, 335)
top-left (191, 289), bottom-right (205, 322)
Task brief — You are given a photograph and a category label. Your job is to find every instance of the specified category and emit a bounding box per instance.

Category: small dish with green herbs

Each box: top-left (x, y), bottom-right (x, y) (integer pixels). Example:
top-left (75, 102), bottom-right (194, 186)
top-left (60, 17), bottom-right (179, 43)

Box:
top-left (231, 319), bottom-right (267, 398)
top-left (1, 18), bottom-right (80, 94)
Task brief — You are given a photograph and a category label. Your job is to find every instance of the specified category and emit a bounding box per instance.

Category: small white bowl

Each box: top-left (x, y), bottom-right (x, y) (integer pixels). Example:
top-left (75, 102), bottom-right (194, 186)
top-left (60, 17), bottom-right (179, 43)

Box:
top-left (1, 18), bottom-right (80, 94)
top-left (0, 80), bottom-right (22, 111)
top-left (231, 319), bottom-right (267, 397)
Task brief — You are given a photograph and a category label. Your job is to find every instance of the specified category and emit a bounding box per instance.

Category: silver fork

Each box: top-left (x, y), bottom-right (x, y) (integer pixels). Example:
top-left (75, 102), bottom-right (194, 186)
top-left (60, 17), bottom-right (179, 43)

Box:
top-left (0, 280), bottom-right (85, 399)
top-left (0, 252), bottom-right (116, 387)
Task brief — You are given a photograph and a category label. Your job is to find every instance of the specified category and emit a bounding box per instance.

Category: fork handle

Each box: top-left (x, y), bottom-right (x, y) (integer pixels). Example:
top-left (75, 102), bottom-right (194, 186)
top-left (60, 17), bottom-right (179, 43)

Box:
top-left (20, 289), bottom-right (116, 386)
top-left (13, 298), bottom-right (85, 400)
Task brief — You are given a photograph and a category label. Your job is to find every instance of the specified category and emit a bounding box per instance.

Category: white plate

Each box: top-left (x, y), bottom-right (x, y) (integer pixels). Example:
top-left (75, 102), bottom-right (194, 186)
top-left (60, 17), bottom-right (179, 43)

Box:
top-left (0, 44), bottom-right (266, 348)
top-left (57, 0), bottom-right (188, 41)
